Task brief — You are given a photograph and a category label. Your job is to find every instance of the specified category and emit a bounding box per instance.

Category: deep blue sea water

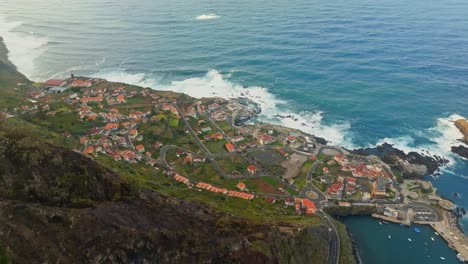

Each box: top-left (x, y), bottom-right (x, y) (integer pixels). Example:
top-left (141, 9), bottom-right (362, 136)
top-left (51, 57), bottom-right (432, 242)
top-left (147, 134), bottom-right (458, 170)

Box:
top-left (1, 1), bottom-right (467, 263)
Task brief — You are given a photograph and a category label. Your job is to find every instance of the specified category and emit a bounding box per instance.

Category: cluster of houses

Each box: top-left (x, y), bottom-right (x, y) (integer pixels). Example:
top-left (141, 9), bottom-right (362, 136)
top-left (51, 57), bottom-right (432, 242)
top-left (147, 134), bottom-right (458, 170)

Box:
top-left (167, 170), bottom-right (255, 200)
top-left (323, 154), bottom-right (395, 200)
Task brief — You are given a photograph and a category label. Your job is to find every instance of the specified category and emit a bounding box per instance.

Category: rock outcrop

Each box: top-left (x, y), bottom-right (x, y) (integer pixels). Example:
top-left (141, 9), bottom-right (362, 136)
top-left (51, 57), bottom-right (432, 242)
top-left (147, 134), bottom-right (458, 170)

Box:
top-left (455, 119), bottom-right (468, 143)
top-left (452, 145), bottom-right (468, 160)
top-left (352, 143), bottom-right (449, 178)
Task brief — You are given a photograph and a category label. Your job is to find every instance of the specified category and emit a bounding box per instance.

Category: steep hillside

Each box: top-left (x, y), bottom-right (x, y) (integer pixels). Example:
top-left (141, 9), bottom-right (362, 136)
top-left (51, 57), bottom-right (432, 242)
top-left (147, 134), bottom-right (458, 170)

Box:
top-left (0, 119), bottom-right (331, 263)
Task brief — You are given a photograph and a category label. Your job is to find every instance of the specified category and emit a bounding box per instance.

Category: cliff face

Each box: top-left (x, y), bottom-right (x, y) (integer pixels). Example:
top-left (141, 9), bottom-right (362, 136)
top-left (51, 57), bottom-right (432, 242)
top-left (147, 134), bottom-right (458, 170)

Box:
top-left (0, 37), bottom-right (29, 86)
top-left (455, 119), bottom-right (468, 143)
top-left (0, 111), bottom-right (331, 264)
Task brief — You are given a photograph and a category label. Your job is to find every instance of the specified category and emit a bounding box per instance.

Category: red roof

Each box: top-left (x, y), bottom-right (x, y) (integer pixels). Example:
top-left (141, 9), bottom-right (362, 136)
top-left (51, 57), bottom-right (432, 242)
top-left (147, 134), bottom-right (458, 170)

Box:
top-left (117, 94), bottom-right (125, 102)
top-left (237, 182), bottom-right (246, 190)
top-left (225, 142), bottom-right (235, 152)
top-left (301, 199), bottom-right (317, 214)
top-left (247, 164), bottom-right (257, 173)
top-left (135, 144), bottom-right (145, 151)
top-left (43, 79), bottom-right (64, 86)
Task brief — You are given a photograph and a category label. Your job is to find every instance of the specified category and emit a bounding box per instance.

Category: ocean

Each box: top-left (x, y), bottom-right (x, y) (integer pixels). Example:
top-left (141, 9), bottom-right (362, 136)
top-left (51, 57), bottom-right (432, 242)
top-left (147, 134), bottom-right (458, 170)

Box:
top-left (1, 0), bottom-right (467, 263)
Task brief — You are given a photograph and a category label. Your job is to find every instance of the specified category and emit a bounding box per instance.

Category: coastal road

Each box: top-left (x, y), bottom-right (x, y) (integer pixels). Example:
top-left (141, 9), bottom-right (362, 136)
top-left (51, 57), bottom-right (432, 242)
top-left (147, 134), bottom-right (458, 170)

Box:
top-left (317, 210), bottom-right (340, 264)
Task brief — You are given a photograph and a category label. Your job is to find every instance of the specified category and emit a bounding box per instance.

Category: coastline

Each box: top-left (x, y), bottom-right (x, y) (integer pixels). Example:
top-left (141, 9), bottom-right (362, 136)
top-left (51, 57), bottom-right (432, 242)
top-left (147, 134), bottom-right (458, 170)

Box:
top-left (1, 32), bottom-right (468, 263)
top-left (0, 36), bottom-right (15, 70)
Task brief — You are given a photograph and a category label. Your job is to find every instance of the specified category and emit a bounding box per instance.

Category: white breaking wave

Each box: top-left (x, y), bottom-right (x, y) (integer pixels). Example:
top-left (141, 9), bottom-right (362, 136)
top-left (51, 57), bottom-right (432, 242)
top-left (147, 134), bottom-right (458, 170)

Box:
top-left (153, 69), bottom-right (355, 148)
top-left (90, 70), bottom-right (160, 89)
top-left (374, 114), bottom-right (468, 165)
top-left (196, 13), bottom-right (220, 20)
top-left (90, 69), bottom-right (354, 147)
top-left (0, 15), bottom-right (48, 79)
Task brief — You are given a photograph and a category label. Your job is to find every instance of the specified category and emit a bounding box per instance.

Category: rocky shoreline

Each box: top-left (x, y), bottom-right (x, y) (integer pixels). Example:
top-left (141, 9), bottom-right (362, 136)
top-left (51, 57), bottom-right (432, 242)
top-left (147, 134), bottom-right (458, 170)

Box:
top-left (351, 142), bottom-right (449, 178)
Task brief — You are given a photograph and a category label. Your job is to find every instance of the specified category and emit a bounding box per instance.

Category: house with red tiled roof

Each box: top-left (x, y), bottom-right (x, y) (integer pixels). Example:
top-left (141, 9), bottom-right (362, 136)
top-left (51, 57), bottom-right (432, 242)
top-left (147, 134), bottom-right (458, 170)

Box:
top-left (135, 144), bottom-right (145, 153)
top-left (225, 142), bottom-right (235, 153)
top-left (83, 146), bottom-right (94, 155)
top-left (211, 133), bottom-right (223, 140)
top-left (71, 79), bottom-right (92, 88)
top-left (104, 123), bottom-right (119, 131)
top-left (227, 190), bottom-right (254, 200)
top-left (286, 135), bottom-right (296, 143)
top-left (247, 165), bottom-right (257, 175)
top-left (29, 91), bottom-right (45, 99)
top-left (117, 94), bottom-right (126, 103)
top-left (43, 79), bottom-right (66, 86)
top-left (323, 167), bottom-right (330, 173)
top-left (174, 174), bottom-right (190, 185)
top-left (301, 199), bottom-right (316, 215)
top-left (184, 155), bottom-right (193, 163)
top-left (79, 136), bottom-right (88, 145)
top-left (236, 182), bottom-right (246, 191)
top-left (129, 129), bottom-right (138, 139)
top-left (256, 133), bottom-right (275, 145)
top-left (327, 182), bottom-right (343, 196)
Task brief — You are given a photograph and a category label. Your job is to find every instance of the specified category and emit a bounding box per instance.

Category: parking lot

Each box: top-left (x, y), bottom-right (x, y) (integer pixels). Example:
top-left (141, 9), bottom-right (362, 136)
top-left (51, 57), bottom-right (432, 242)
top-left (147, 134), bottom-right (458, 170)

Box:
top-left (411, 206), bottom-right (438, 222)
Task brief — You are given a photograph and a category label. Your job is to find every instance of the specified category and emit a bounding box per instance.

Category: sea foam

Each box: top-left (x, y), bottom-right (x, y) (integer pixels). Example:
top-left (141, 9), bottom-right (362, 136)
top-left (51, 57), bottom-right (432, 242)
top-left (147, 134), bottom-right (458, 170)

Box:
top-left (0, 15), bottom-right (48, 79)
top-left (153, 69), bottom-right (355, 148)
top-left (196, 13), bottom-right (220, 20)
top-left (374, 114), bottom-right (468, 166)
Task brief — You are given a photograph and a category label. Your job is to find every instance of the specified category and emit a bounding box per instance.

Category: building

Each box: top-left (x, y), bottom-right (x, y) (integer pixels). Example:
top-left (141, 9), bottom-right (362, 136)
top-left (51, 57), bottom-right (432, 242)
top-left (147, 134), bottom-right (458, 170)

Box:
top-left (301, 199), bottom-right (317, 215)
top-left (372, 177), bottom-right (387, 199)
top-left (135, 144), bottom-right (145, 153)
top-left (327, 182), bottom-right (343, 196)
top-left (383, 207), bottom-right (398, 218)
top-left (257, 133), bottom-right (275, 145)
top-left (201, 127), bottom-right (212, 133)
top-left (117, 94), bottom-right (126, 103)
top-left (71, 79), bottom-right (92, 87)
top-left (323, 167), bottom-right (330, 174)
top-left (286, 135), bottom-right (296, 143)
top-left (129, 129), bottom-right (138, 139)
top-left (247, 165), bottom-right (257, 175)
top-left (43, 79), bottom-right (66, 86)
top-left (225, 142), bottom-right (235, 153)
top-left (211, 133), bottom-right (223, 140)
top-left (49, 86), bottom-right (69, 93)
top-left (237, 182), bottom-right (246, 191)
top-left (174, 174), bottom-right (190, 185)
top-left (29, 91), bottom-right (45, 99)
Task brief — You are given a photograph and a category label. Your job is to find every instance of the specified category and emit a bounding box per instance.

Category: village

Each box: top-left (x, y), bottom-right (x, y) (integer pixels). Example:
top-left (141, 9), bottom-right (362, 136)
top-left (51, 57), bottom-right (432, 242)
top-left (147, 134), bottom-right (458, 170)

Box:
top-left (15, 75), bottom-right (408, 214)
top-left (7, 74), bottom-right (468, 261)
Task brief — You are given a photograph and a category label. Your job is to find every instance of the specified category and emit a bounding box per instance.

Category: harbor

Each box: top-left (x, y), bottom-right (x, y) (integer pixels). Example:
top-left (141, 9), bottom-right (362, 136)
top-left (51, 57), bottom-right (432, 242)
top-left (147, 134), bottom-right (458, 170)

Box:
top-left (371, 204), bottom-right (468, 262)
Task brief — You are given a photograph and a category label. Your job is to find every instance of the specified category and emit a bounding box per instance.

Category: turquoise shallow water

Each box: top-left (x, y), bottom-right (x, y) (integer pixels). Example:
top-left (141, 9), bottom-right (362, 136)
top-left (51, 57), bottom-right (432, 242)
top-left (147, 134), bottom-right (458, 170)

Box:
top-left (1, 1), bottom-right (467, 263)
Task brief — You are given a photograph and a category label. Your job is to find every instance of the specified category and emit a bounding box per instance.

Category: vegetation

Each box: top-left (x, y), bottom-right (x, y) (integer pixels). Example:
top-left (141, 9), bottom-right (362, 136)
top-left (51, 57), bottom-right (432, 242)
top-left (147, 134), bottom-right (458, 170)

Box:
top-left (295, 160), bottom-right (313, 188)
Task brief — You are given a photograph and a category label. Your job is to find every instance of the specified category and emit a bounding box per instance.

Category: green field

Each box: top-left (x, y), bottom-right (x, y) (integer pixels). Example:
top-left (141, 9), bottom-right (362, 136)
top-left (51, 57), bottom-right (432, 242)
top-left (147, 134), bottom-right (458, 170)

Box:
top-left (139, 114), bottom-right (200, 153)
top-left (205, 139), bottom-right (228, 154)
top-left (295, 160), bottom-right (313, 188)
top-left (216, 155), bottom-right (250, 174)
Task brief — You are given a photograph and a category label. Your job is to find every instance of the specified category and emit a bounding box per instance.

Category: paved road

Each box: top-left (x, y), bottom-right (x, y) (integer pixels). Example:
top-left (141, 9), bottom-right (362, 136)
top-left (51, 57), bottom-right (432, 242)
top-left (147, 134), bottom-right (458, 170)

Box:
top-left (316, 210), bottom-right (340, 264)
top-left (174, 104), bottom-right (212, 155)
top-left (299, 160), bottom-right (327, 206)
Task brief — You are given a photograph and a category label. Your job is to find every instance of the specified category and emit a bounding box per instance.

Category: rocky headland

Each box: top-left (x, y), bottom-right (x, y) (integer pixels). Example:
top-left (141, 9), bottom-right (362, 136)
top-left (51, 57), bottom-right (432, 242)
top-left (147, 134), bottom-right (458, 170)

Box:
top-left (451, 118), bottom-right (468, 159)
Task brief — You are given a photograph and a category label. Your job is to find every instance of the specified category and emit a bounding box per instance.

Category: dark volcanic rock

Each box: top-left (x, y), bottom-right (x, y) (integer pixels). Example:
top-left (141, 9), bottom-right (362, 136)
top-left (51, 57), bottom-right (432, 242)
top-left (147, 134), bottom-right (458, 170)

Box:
top-left (0, 124), bottom-right (331, 264)
top-left (452, 145), bottom-right (468, 159)
top-left (352, 143), bottom-right (449, 177)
